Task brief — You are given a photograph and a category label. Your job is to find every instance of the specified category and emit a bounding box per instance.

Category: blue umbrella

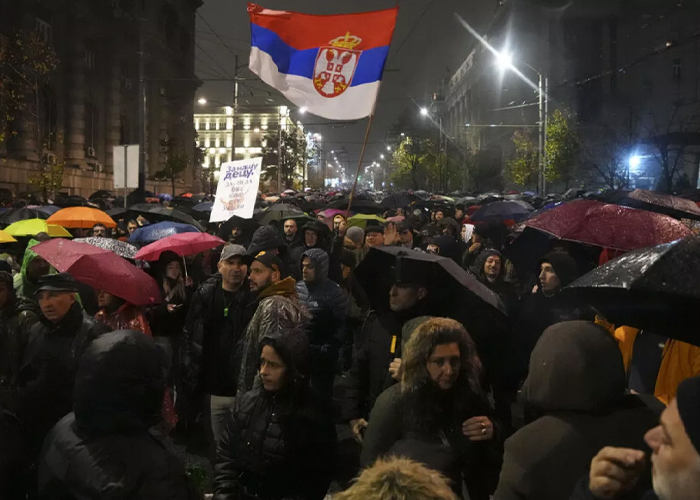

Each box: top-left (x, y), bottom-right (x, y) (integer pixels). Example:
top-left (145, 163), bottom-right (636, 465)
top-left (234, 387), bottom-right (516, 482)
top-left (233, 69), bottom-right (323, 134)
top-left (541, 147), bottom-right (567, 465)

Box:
top-left (128, 221), bottom-right (200, 244)
top-left (192, 201), bottom-right (213, 212)
top-left (157, 193), bottom-right (173, 201)
top-left (470, 201), bottom-right (532, 222)
top-left (39, 205), bottom-right (61, 215)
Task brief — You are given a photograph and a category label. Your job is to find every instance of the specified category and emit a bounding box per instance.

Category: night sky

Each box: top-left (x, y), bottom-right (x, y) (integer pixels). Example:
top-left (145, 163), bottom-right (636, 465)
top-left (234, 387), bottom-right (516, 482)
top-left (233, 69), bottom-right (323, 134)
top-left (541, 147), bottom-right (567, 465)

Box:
top-left (195, 0), bottom-right (494, 172)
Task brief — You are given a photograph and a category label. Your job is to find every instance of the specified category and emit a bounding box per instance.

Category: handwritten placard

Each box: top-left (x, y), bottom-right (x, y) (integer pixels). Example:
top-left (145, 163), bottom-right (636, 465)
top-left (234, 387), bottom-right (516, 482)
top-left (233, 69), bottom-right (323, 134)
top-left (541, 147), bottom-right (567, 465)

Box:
top-left (209, 157), bottom-right (263, 223)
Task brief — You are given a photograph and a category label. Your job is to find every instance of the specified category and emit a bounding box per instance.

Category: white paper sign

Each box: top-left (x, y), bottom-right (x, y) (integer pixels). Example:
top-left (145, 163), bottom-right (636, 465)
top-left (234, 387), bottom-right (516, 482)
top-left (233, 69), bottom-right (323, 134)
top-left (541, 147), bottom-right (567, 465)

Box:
top-left (210, 157), bottom-right (263, 223)
top-left (113, 145), bottom-right (140, 189)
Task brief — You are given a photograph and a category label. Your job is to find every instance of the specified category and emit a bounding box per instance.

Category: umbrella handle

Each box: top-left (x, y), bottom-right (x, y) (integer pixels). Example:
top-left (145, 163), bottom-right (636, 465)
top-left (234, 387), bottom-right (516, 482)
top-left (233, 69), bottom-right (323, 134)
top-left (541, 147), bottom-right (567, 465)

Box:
top-left (183, 255), bottom-right (189, 279)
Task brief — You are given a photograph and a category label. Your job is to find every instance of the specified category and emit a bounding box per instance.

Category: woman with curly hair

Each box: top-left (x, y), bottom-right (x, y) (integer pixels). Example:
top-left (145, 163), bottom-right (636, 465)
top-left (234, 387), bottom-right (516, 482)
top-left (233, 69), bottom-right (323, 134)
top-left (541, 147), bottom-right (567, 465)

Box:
top-left (360, 317), bottom-right (498, 500)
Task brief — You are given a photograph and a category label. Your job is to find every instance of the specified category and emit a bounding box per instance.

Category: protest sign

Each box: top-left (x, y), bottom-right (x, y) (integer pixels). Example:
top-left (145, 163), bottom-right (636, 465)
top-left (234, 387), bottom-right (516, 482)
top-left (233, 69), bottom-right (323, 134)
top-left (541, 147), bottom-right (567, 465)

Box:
top-left (210, 157), bottom-right (263, 223)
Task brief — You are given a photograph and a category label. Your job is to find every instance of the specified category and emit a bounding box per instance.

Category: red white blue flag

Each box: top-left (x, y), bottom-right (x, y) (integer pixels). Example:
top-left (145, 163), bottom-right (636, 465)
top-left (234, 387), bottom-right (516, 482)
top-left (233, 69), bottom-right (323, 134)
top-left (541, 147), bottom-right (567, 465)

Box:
top-left (248, 3), bottom-right (398, 120)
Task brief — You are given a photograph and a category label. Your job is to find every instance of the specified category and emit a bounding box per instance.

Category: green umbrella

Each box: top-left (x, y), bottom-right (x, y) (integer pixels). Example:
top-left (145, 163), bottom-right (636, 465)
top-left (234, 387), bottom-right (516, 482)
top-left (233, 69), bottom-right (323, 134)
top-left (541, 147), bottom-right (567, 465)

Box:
top-left (347, 214), bottom-right (387, 229)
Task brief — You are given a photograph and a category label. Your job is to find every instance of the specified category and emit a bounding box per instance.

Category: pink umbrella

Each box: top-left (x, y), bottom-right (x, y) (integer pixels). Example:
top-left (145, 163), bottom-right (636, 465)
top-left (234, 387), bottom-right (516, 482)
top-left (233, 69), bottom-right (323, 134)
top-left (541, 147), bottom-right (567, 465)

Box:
top-left (318, 209), bottom-right (348, 218)
top-left (134, 232), bottom-right (225, 261)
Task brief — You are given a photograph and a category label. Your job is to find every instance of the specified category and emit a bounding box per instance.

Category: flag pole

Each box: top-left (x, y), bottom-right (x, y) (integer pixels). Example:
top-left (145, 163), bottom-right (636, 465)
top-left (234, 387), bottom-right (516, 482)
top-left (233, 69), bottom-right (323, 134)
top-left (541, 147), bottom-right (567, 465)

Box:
top-left (346, 113), bottom-right (375, 215)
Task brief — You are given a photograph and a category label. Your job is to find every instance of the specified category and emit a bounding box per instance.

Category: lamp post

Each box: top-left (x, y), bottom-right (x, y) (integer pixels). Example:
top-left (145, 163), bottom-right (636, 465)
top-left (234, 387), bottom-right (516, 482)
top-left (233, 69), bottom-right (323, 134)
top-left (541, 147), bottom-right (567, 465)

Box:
top-left (496, 51), bottom-right (548, 195)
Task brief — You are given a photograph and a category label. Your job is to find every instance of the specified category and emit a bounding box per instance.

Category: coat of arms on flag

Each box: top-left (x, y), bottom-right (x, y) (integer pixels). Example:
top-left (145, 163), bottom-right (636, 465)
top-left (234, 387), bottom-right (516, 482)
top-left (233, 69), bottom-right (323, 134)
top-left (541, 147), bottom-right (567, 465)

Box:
top-left (247, 3), bottom-right (398, 120)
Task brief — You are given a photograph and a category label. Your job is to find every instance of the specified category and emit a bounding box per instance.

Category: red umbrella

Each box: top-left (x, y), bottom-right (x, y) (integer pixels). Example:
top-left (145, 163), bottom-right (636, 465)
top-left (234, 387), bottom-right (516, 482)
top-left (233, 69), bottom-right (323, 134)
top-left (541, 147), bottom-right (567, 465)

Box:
top-left (33, 239), bottom-right (161, 305)
top-left (524, 200), bottom-right (693, 251)
top-left (134, 232), bottom-right (225, 261)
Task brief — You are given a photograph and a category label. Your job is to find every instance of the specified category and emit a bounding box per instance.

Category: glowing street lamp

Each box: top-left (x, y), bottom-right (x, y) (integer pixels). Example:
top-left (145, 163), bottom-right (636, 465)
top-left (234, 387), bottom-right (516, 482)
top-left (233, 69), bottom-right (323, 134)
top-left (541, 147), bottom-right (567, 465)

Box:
top-left (299, 107), bottom-right (308, 114)
top-left (420, 107), bottom-right (429, 116)
top-left (197, 97), bottom-right (207, 105)
top-left (495, 51), bottom-right (513, 71)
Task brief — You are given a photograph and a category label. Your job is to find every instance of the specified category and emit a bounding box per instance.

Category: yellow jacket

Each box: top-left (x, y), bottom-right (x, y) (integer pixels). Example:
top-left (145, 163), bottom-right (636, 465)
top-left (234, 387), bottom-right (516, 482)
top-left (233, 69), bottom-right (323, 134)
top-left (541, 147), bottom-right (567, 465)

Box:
top-left (596, 317), bottom-right (700, 405)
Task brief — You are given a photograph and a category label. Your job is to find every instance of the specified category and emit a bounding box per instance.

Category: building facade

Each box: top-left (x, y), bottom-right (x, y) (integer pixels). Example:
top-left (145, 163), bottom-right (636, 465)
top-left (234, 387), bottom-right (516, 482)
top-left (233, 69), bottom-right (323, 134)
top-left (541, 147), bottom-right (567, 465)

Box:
top-left (0, 0), bottom-right (201, 198)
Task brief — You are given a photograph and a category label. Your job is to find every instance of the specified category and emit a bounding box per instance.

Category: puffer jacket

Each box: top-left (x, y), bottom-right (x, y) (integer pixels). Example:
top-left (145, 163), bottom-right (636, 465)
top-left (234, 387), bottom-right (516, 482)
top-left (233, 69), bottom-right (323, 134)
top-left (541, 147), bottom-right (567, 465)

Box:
top-left (17, 302), bottom-right (107, 458)
top-left (37, 330), bottom-right (199, 500)
top-left (215, 330), bottom-right (336, 500)
top-left (295, 248), bottom-right (348, 371)
top-left (237, 277), bottom-right (310, 394)
top-left (290, 221), bottom-right (344, 284)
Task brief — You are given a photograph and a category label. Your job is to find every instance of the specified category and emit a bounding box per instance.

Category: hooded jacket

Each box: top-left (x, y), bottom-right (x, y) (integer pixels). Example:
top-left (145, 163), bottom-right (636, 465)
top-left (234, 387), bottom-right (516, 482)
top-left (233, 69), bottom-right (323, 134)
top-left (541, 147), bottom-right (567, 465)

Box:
top-left (13, 239), bottom-right (44, 302)
top-left (361, 320), bottom-right (494, 500)
top-left (295, 248), bottom-right (348, 372)
top-left (471, 249), bottom-right (518, 315)
top-left (17, 302), bottom-right (107, 458)
top-left (214, 329), bottom-right (336, 500)
top-left (247, 226), bottom-right (294, 279)
top-left (494, 321), bottom-right (660, 500)
top-left (290, 221), bottom-right (344, 284)
top-left (37, 331), bottom-right (199, 500)
top-left (237, 277), bottom-right (310, 394)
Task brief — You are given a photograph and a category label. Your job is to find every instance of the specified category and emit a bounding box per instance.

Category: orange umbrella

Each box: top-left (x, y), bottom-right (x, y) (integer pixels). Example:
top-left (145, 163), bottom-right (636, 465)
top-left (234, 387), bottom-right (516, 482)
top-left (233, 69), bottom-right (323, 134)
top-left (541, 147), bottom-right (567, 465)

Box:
top-left (47, 207), bottom-right (116, 229)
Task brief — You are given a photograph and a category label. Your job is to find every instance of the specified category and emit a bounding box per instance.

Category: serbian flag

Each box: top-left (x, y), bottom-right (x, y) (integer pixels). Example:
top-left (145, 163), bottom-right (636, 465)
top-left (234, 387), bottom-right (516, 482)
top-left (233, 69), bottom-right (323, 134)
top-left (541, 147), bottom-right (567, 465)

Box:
top-left (248, 3), bottom-right (398, 120)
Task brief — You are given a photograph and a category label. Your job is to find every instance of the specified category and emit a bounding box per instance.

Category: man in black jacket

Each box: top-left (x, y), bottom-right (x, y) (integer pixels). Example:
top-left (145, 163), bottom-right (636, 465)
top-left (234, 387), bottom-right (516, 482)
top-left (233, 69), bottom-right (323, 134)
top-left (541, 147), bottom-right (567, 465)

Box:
top-left (17, 273), bottom-right (107, 463)
top-left (343, 270), bottom-right (430, 443)
top-left (181, 244), bottom-right (253, 451)
top-left (291, 220), bottom-right (343, 284)
top-left (295, 248), bottom-right (348, 406)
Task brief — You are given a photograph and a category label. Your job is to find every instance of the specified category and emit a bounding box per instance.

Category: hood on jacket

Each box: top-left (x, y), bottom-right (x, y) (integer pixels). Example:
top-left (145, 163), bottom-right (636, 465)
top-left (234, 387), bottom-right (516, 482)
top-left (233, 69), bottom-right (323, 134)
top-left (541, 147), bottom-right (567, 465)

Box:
top-left (432, 235), bottom-right (459, 262)
top-left (248, 225), bottom-right (287, 257)
top-left (258, 276), bottom-right (298, 300)
top-left (73, 330), bottom-right (166, 433)
top-left (400, 317), bottom-right (483, 397)
top-left (260, 327), bottom-right (310, 391)
top-left (539, 251), bottom-right (580, 287)
top-left (522, 320), bottom-right (626, 412)
top-left (472, 249), bottom-right (504, 282)
top-left (301, 220), bottom-right (332, 248)
top-left (15, 239), bottom-right (49, 298)
top-left (301, 248), bottom-right (329, 285)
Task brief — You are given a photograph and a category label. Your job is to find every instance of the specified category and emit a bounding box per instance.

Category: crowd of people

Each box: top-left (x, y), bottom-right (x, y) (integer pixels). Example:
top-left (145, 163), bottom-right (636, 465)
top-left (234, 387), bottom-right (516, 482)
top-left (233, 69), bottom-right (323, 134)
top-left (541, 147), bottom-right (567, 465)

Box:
top-left (0, 193), bottom-right (699, 500)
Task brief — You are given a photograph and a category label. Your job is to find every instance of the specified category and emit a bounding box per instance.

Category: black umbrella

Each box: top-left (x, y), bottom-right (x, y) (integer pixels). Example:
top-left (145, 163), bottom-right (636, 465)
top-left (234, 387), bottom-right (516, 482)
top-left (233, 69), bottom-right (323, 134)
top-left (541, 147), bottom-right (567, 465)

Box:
top-left (355, 247), bottom-right (509, 364)
top-left (624, 189), bottom-right (700, 221)
top-left (564, 236), bottom-right (700, 346)
top-left (254, 204), bottom-right (304, 225)
top-left (112, 204), bottom-right (205, 231)
top-left (326, 198), bottom-right (383, 215)
top-left (89, 190), bottom-right (114, 201)
top-left (0, 208), bottom-right (50, 225)
top-left (218, 216), bottom-right (261, 241)
top-left (380, 193), bottom-right (414, 209)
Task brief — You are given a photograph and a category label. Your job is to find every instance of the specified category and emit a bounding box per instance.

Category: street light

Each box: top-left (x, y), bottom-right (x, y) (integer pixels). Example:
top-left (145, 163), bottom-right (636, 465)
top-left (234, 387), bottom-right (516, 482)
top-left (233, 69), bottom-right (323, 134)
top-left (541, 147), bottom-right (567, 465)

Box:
top-left (299, 107), bottom-right (308, 114)
top-left (380, 154), bottom-right (385, 159)
top-left (629, 155), bottom-right (642, 169)
top-left (420, 107), bottom-right (429, 116)
top-left (197, 97), bottom-right (207, 105)
top-left (495, 51), bottom-right (513, 71)
top-left (386, 146), bottom-right (391, 151)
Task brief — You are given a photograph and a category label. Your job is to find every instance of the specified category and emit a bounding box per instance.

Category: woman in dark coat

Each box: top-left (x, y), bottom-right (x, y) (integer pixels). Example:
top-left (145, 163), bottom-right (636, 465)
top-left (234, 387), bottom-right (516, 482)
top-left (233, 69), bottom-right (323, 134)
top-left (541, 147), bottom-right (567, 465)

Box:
top-left (361, 317), bottom-right (499, 500)
top-left (214, 329), bottom-right (336, 500)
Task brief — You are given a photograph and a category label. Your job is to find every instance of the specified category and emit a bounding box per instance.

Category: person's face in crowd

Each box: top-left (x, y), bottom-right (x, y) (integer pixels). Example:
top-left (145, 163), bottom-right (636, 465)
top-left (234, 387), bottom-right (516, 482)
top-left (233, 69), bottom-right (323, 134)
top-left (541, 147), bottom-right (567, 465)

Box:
top-left (341, 263), bottom-right (352, 280)
top-left (461, 225), bottom-right (467, 241)
top-left (166, 261), bottom-right (181, 281)
top-left (284, 220), bottom-right (297, 238)
top-left (539, 262), bottom-right (561, 293)
top-left (97, 290), bottom-right (117, 308)
top-left (127, 222), bottom-right (138, 234)
top-left (27, 257), bottom-right (50, 282)
top-left (92, 225), bottom-right (107, 237)
top-left (301, 257), bottom-right (316, 283)
top-left (365, 231), bottom-right (384, 248)
top-left (230, 227), bottom-right (242, 239)
top-left (38, 290), bottom-right (76, 323)
top-left (427, 342), bottom-right (461, 390)
top-left (0, 281), bottom-right (11, 310)
top-left (455, 209), bottom-right (464, 220)
top-left (389, 284), bottom-right (427, 312)
top-left (396, 208), bottom-right (404, 216)
top-left (645, 398), bottom-right (700, 500)
top-left (426, 244), bottom-right (440, 255)
top-left (218, 256), bottom-right (247, 290)
top-left (399, 228), bottom-right (413, 246)
top-left (249, 260), bottom-right (278, 293)
top-left (259, 344), bottom-right (287, 392)
top-left (435, 211), bottom-right (444, 221)
top-left (305, 230), bottom-right (318, 248)
top-left (484, 256), bottom-right (502, 282)
top-left (333, 216), bottom-right (347, 234)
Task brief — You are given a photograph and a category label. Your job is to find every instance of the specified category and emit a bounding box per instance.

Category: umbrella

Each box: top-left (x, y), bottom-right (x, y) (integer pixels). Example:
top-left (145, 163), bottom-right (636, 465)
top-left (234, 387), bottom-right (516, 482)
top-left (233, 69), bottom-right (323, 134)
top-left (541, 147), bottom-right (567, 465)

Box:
top-left (192, 202), bottom-right (214, 213)
top-left (38, 205), bottom-right (60, 215)
top-left (455, 196), bottom-right (478, 206)
top-left (255, 204), bottom-right (304, 226)
top-left (128, 221), bottom-right (200, 244)
top-left (157, 193), bottom-right (174, 201)
top-left (218, 215), bottom-right (261, 241)
top-left (0, 230), bottom-right (16, 243)
top-left (0, 208), bottom-right (50, 225)
top-left (355, 247), bottom-right (509, 362)
top-left (47, 207), bottom-right (116, 229)
top-left (326, 198), bottom-right (383, 214)
top-left (380, 193), bottom-right (415, 209)
top-left (135, 232), bottom-right (225, 261)
top-left (564, 236), bottom-right (700, 346)
top-left (89, 190), bottom-right (114, 201)
top-left (470, 201), bottom-right (532, 222)
top-left (4, 219), bottom-right (72, 238)
top-left (317, 209), bottom-right (348, 219)
top-left (74, 237), bottom-right (138, 259)
top-left (33, 239), bottom-right (161, 306)
top-left (347, 213), bottom-right (387, 229)
top-left (626, 189), bottom-right (700, 221)
top-left (117, 204), bottom-right (205, 231)
top-left (283, 189), bottom-right (296, 195)
top-left (524, 200), bottom-right (693, 252)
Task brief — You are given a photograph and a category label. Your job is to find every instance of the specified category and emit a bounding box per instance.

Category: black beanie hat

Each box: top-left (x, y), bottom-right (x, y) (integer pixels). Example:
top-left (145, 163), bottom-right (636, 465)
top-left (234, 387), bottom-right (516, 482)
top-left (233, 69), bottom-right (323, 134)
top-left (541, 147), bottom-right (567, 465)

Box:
top-left (676, 375), bottom-right (700, 455)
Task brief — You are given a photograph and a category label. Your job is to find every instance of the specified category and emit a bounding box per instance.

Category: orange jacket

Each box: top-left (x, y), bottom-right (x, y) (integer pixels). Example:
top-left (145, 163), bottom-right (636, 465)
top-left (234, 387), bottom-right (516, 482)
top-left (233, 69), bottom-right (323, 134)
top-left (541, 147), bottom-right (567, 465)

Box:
top-left (597, 319), bottom-right (700, 405)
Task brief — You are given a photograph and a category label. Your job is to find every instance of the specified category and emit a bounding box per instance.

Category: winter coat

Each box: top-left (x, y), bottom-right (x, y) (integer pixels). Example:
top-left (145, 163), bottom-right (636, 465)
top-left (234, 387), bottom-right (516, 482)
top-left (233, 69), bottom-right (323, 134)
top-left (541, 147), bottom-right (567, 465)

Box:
top-left (0, 295), bottom-right (39, 399)
top-left (181, 275), bottom-right (253, 397)
top-left (12, 239), bottom-right (43, 303)
top-left (16, 302), bottom-right (107, 458)
top-left (37, 330), bottom-right (199, 500)
top-left (237, 277), bottom-right (310, 394)
top-left (290, 221), bottom-right (344, 284)
top-left (295, 248), bottom-right (348, 371)
top-left (360, 320), bottom-right (495, 500)
top-left (247, 226), bottom-right (294, 276)
top-left (342, 306), bottom-right (427, 422)
top-left (494, 321), bottom-right (660, 500)
top-left (614, 325), bottom-right (700, 405)
top-left (214, 330), bottom-right (336, 500)
top-left (0, 402), bottom-right (27, 500)
top-left (471, 249), bottom-right (519, 317)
